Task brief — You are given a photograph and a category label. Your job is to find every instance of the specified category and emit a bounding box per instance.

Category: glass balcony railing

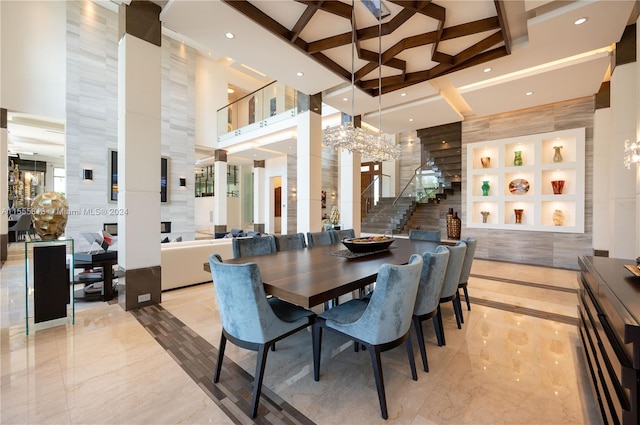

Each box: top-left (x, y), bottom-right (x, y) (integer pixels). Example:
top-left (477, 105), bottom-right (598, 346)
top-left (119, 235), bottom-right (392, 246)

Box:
top-left (217, 81), bottom-right (303, 142)
top-left (394, 157), bottom-right (440, 205)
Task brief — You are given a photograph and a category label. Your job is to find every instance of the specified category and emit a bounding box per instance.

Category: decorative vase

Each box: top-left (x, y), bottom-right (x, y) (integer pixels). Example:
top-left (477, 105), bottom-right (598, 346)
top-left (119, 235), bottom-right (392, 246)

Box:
top-left (552, 209), bottom-right (564, 226)
top-left (31, 192), bottom-right (69, 240)
top-left (514, 209), bottom-right (524, 224)
top-left (481, 157), bottom-right (491, 168)
top-left (446, 208), bottom-right (454, 239)
top-left (480, 211), bottom-right (490, 223)
top-left (551, 180), bottom-right (565, 195)
top-left (553, 146), bottom-right (563, 163)
top-left (329, 205), bottom-right (340, 225)
top-left (513, 151), bottom-right (523, 166)
top-left (481, 180), bottom-right (490, 196)
top-left (450, 211), bottom-right (461, 240)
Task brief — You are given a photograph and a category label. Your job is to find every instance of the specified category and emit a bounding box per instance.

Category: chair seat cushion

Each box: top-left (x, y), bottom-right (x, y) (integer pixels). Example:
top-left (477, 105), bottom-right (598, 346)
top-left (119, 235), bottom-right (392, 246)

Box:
top-left (268, 298), bottom-right (315, 323)
top-left (319, 299), bottom-right (368, 326)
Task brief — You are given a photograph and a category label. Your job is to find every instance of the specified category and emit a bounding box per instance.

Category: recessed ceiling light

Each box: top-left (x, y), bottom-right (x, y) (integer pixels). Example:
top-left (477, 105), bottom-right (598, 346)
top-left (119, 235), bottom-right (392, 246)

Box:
top-left (442, 140), bottom-right (446, 144)
top-left (574, 17), bottom-right (587, 25)
top-left (526, 91), bottom-right (533, 96)
top-left (342, 97), bottom-right (348, 101)
top-left (296, 72), bottom-right (304, 77)
top-left (400, 92), bottom-right (407, 97)
top-left (225, 32), bottom-right (235, 39)
top-left (409, 118), bottom-right (414, 122)
top-left (228, 87), bottom-right (235, 94)
top-left (483, 67), bottom-right (492, 73)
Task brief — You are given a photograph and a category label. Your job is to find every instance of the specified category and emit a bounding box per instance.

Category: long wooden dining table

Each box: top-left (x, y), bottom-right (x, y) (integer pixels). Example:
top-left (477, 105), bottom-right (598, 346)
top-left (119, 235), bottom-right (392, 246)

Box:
top-left (203, 238), bottom-right (440, 308)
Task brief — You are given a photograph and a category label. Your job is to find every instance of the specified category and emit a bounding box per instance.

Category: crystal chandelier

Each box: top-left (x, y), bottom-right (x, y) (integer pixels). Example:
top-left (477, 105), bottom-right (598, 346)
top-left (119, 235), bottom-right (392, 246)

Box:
top-left (624, 139), bottom-right (640, 169)
top-left (322, 1), bottom-right (400, 162)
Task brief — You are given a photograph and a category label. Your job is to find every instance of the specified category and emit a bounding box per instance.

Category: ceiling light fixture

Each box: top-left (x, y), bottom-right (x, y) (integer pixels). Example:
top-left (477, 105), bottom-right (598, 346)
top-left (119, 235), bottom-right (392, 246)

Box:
top-left (296, 72), bottom-right (304, 77)
top-left (574, 17), bottom-right (587, 25)
top-left (227, 87), bottom-right (235, 94)
top-left (224, 32), bottom-right (235, 39)
top-left (624, 139), bottom-right (640, 168)
top-left (526, 91), bottom-right (534, 96)
top-left (401, 92), bottom-right (407, 97)
top-left (483, 67), bottom-right (492, 73)
top-left (323, 1), bottom-right (380, 160)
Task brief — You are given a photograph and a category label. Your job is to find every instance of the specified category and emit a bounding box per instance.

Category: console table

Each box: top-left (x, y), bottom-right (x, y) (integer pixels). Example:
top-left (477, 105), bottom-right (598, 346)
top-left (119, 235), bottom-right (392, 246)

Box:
top-left (578, 256), bottom-right (640, 425)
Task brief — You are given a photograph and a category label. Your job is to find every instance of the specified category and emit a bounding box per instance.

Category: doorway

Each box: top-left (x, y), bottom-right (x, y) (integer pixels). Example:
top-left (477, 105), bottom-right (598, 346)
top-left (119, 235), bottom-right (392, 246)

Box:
top-left (271, 176), bottom-right (282, 234)
top-left (360, 161), bottom-right (381, 219)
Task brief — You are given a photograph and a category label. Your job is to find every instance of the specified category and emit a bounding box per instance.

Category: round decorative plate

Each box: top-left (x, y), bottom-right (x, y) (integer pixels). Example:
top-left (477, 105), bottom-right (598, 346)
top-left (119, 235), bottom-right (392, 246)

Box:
top-left (509, 179), bottom-right (530, 195)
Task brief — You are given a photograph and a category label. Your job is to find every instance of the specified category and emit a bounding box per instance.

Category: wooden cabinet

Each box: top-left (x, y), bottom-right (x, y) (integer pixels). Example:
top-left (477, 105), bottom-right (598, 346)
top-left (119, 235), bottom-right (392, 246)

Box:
top-left (578, 256), bottom-right (640, 425)
top-left (466, 128), bottom-right (585, 233)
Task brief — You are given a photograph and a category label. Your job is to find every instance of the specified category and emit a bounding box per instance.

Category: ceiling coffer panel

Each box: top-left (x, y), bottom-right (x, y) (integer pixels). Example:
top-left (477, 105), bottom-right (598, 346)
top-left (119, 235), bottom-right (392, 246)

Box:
top-left (221, 0), bottom-right (511, 96)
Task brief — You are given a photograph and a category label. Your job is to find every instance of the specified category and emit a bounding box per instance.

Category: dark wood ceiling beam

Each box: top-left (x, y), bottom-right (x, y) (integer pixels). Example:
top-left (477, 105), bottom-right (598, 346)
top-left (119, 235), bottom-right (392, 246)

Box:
top-left (494, 0), bottom-right (512, 54)
top-left (388, 0), bottom-right (445, 22)
top-left (441, 16), bottom-right (500, 40)
top-left (452, 31), bottom-right (503, 65)
top-left (291, 2), bottom-right (323, 43)
top-left (403, 31), bottom-right (438, 49)
top-left (359, 49), bottom-right (406, 71)
top-left (222, 0), bottom-right (292, 40)
top-left (354, 62), bottom-right (377, 83)
top-left (431, 6), bottom-right (445, 62)
top-left (429, 46), bottom-right (509, 80)
top-left (295, 0), bottom-right (352, 19)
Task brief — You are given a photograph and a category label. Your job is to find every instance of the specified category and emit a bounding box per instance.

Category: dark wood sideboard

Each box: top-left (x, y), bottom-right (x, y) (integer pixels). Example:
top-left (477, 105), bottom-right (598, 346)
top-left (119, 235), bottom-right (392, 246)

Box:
top-left (578, 256), bottom-right (640, 425)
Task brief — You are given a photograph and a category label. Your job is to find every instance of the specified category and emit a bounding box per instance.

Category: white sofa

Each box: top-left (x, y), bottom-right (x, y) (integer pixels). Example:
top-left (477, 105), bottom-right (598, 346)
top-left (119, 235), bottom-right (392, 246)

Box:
top-left (160, 238), bottom-right (234, 291)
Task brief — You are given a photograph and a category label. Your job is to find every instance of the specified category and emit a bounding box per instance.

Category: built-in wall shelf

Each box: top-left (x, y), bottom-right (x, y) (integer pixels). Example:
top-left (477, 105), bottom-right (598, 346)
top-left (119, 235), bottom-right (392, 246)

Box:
top-left (466, 128), bottom-right (585, 233)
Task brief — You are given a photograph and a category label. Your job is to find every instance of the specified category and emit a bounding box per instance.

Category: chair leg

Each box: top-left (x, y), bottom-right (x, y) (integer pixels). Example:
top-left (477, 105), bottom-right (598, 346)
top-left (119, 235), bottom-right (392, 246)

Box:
top-left (452, 297), bottom-right (462, 329)
top-left (213, 333), bottom-right (227, 383)
top-left (434, 305), bottom-right (446, 346)
top-left (456, 291), bottom-right (465, 324)
top-left (312, 323), bottom-right (322, 381)
top-left (368, 345), bottom-right (388, 420)
top-left (413, 317), bottom-right (429, 372)
top-left (250, 343), bottom-right (270, 418)
top-left (463, 286), bottom-right (471, 310)
top-left (404, 336), bottom-right (418, 381)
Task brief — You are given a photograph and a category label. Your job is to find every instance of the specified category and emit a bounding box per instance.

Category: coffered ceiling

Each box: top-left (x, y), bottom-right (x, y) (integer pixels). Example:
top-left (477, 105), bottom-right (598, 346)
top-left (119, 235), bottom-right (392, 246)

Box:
top-left (162, 0), bottom-right (635, 138)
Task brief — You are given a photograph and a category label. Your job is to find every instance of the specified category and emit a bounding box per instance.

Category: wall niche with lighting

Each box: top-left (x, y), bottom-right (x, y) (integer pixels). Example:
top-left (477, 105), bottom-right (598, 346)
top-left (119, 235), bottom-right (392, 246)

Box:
top-left (466, 127), bottom-right (585, 233)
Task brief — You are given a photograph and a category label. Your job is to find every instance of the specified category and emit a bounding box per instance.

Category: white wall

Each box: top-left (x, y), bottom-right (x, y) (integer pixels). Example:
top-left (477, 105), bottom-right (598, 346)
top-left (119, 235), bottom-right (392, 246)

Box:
top-left (265, 156), bottom-right (287, 234)
top-left (0, 1), bottom-right (65, 119)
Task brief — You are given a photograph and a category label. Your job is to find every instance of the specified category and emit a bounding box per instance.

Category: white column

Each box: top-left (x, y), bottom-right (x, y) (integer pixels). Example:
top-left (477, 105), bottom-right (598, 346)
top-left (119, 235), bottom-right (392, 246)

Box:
top-left (339, 149), bottom-right (360, 235)
top-left (296, 110), bottom-right (322, 234)
top-left (213, 150), bottom-right (227, 232)
top-left (253, 160), bottom-right (265, 233)
top-left (592, 107), bottom-right (613, 252)
top-left (117, 2), bottom-right (162, 310)
top-left (610, 61), bottom-right (637, 258)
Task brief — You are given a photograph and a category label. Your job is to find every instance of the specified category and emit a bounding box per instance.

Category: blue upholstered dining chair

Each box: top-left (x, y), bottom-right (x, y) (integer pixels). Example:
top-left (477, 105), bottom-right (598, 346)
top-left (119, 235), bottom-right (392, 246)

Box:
top-left (408, 229), bottom-right (441, 242)
top-left (208, 254), bottom-right (316, 418)
top-left (274, 233), bottom-right (307, 251)
top-left (312, 255), bottom-right (423, 420)
top-left (306, 230), bottom-right (338, 247)
top-left (412, 246), bottom-right (450, 372)
top-left (434, 242), bottom-right (466, 346)
top-left (457, 237), bottom-right (477, 313)
top-left (337, 228), bottom-right (356, 240)
top-left (231, 235), bottom-right (277, 259)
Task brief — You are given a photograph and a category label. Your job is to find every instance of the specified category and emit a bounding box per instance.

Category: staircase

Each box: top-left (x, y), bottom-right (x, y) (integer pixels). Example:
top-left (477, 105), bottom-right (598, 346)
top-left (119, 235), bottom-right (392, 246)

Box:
top-left (360, 197), bottom-right (415, 234)
top-left (401, 182), bottom-right (461, 235)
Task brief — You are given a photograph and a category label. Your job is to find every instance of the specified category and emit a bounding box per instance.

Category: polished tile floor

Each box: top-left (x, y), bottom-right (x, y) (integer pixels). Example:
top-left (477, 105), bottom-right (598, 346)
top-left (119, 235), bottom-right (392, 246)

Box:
top-left (1, 243), bottom-right (600, 424)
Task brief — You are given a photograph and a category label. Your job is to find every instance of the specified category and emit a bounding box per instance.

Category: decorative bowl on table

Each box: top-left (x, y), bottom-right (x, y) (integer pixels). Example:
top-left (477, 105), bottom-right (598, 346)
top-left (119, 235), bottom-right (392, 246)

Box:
top-left (342, 236), bottom-right (394, 253)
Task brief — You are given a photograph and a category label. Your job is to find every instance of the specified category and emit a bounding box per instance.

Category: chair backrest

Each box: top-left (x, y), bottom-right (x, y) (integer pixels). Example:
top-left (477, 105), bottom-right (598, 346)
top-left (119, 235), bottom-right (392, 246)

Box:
top-left (275, 233), bottom-right (307, 251)
top-left (414, 245), bottom-right (450, 316)
top-left (232, 235), bottom-right (277, 259)
top-left (10, 214), bottom-right (32, 231)
top-left (458, 238), bottom-right (477, 285)
top-left (208, 254), bottom-right (285, 343)
top-left (408, 229), bottom-right (441, 242)
top-left (349, 254), bottom-right (423, 345)
top-left (439, 243), bottom-right (467, 299)
top-left (337, 229), bottom-right (356, 240)
top-left (306, 230), bottom-right (338, 247)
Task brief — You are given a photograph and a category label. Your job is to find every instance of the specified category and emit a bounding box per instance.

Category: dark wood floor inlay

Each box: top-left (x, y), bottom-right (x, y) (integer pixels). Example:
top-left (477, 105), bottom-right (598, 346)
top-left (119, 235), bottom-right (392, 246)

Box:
top-left (131, 304), bottom-right (316, 425)
top-left (470, 273), bottom-right (578, 294)
top-left (467, 297), bottom-right (577, 326)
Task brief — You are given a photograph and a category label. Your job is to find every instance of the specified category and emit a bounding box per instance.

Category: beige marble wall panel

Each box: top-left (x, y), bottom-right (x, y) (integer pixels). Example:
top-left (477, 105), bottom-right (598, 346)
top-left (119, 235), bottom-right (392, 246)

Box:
top-left (462, 97), bottom-right (595, 269)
